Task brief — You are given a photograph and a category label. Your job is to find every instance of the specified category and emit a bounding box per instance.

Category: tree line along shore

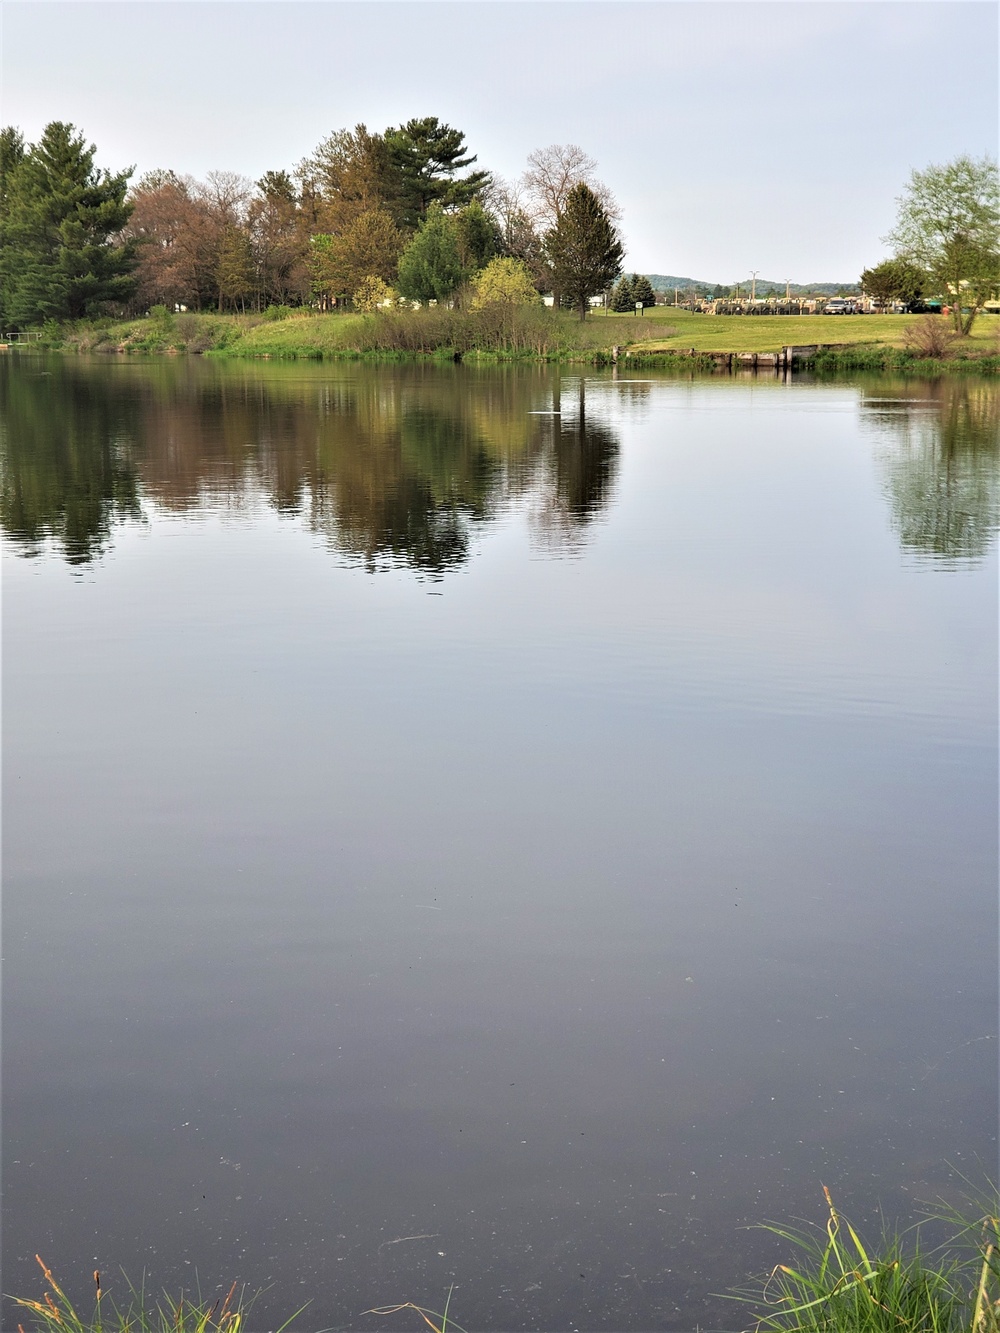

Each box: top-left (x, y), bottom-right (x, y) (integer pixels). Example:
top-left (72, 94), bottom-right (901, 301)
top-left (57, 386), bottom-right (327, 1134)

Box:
top-left (0, 117), bottom-right (997, 368)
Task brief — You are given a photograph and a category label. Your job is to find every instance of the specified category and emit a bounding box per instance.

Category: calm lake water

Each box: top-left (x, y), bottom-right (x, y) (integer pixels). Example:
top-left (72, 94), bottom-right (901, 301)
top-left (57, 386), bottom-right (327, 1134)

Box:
top-left (3, 356), bottom-right (997, 1332)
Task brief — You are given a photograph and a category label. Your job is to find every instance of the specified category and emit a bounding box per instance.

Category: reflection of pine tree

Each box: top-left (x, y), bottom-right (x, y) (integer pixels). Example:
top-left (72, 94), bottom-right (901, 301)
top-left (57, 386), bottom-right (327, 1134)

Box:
top-left (865, 380), bottom-right (1000, 564)
top-left (0, 358), bottom-right (144, 563)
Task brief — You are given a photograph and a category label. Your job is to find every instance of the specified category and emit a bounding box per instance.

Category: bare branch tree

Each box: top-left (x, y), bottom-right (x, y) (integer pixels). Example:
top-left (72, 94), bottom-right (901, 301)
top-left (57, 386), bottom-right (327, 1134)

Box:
top-left (197, 170), bottom-right (253, 226)
top-left (522, 144), bottom-right (620, 227)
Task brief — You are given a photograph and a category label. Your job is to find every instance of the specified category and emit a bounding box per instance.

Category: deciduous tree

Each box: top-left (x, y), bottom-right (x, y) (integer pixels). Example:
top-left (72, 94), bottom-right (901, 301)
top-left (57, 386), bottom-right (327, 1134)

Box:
top-left (216, 223), bottom-right (254, 312)
top-left (471, 257), bottom-right (541, 308)
top-left (249, 172), bottom-right (311, 307)
top-left (522, 143), bottom-right (620, 228)
top-left (310, 208), bottom-right (404, 306)
top-left (298, 125), bottom-right (402, 233)
top-left (523, 146), bottom-right (618, 308)
top-left (455, 198), bottom-right (501, 274)
top-left (885, 155), bottom-right (999, 333)
top-left (127, 170), bottom-right (216, 310)
top-left (860, 257), bottom-right (926, 310)
top-left (353, 275), bottom-right (394, 311)
top-left (396, 205), bottom-right (464, 303)
top-left (484, 175), bottom-right (550, 293)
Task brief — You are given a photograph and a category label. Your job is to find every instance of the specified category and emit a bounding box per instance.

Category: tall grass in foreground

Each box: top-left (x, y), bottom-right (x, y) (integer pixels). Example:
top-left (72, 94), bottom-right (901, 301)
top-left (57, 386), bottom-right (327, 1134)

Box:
top-left (735, 1187), bottom-right (1000, 1333)
top-left (9, 1255), bottom-right (307, 1333)
top-left (12, 1192), bottom-right (999, 1333)
top-left (366, 1287), bottom-right (464, 1333)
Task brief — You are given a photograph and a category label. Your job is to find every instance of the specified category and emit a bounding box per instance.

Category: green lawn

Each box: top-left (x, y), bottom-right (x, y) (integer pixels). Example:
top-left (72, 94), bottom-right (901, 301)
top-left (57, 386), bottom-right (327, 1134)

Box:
top-left (619, 308), bottom-right (1000, 355)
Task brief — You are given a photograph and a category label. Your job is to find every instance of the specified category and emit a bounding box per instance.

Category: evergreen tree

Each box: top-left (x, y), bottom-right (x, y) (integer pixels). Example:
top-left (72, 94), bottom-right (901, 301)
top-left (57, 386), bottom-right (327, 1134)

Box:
top-left (396, 204), bottom-right (464, 303)
top-left (0, 126), bottom-right (26, 327)
top-left (611, 274), bottom-right (635, 311)
top-left (632, 274), bottom-right (656, 308)
top-left (0, 122), bottom-right (136, 327)
top-left (385, 117), bottom-right (489, 228)
top-left (544, 182), bottom-right (624, 320)
top-left (0, 126), bottom-right (25, 212)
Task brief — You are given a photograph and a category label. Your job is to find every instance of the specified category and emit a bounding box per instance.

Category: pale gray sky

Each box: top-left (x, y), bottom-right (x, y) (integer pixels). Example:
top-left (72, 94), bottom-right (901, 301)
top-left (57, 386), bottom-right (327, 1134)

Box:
top-left (1, 1), bottom-right (996, 282)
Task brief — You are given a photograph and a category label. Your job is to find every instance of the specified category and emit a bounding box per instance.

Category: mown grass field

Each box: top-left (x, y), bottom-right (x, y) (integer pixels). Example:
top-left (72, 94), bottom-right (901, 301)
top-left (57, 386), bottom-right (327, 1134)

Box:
top-left (609, 308), bottom-right (1000, 355)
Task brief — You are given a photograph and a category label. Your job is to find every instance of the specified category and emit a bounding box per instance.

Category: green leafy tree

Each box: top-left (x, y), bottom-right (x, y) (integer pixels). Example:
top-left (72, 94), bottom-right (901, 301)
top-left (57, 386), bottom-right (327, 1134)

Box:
top-left (544, 182), bottom-right (624, 320)
top-left (471, 257), bottom-right (541, 308)
top-left (611, 274), bottom-right (635, 311)
top-left (632, 274), bottom-right (656, 308)
top-left (0, 122), bottom-right (136, 326)
top-left (455, 198), bottom-right (501, 274)
top-left (353, 275), bottom-right (395, 311)
top-left (310, 208), bottom-right (404, 306)
top-left (860, 257), bottom-right (926, 310)
top-left (396, 205), bottom-right (464, 303)
top-left (216, 223), bottom-right (254, 312)
top-left (885, 155), bottom-right (999, 333)
top-left (385, 117), bottom-right (489, 228)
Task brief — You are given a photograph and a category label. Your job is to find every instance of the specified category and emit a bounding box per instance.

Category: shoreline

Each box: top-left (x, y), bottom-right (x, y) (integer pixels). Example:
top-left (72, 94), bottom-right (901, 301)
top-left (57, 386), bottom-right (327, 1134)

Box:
top-left (15, 309), bottom-right (1000, 377)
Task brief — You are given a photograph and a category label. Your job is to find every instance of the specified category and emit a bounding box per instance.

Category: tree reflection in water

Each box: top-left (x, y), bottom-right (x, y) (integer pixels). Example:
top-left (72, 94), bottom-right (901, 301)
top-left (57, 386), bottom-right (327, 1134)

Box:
top-left (530, 374), bottom-right (621, 552)
top-left (4, 360), bottom-right (995, 572)
top-left (0, 359), bottom-right (621, 575)
top-left (0, 358), bottom-right (145, 565)
top-left (862, 378), bottom-right (1000, 565)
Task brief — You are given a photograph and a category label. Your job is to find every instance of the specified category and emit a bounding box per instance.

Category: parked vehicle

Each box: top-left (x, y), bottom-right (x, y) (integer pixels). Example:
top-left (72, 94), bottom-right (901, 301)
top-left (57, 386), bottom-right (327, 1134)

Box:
top-left (823, 299), bottom-right (854, 314)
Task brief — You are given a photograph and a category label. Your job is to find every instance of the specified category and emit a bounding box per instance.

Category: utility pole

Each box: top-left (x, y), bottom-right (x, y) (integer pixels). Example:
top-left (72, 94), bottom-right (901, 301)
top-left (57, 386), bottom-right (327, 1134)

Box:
top-left (785, 278), bottom-right (790, 300)
top-left (750, 270), bottom-right (759, 302)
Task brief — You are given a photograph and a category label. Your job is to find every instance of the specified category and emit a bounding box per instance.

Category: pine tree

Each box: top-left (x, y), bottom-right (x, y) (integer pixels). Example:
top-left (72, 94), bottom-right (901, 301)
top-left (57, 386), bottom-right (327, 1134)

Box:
top-left (0, 122), bottom-right (136, 326)
top-left (385, 117), bottom-right (489, 228)
top-left (544, 183), bottom-right (624, 320)
top-left (631, 274), bottom-right (656, 308)
top-left (611, 274), bottom-right (635, 312)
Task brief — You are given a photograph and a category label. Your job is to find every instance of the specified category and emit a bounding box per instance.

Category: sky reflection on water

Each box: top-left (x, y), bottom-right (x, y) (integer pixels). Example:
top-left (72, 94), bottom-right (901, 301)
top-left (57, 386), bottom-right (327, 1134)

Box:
top-left (2, 360), bottom-right (997, 1332)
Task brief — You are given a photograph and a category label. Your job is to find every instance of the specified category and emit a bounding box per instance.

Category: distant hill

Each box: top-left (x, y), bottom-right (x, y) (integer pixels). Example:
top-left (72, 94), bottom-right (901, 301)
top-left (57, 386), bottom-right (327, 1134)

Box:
top-left (643, 274), bottom-right (859, 296)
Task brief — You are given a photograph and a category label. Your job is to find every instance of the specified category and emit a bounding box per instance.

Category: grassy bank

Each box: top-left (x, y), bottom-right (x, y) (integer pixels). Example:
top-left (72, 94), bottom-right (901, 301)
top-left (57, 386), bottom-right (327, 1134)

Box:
top-left (25, 306), bottom-right (1000, 374)
top-left (42, 307), bottom-right (672, 363)
top-left (12, 1192), bottom-right (1000, 1333)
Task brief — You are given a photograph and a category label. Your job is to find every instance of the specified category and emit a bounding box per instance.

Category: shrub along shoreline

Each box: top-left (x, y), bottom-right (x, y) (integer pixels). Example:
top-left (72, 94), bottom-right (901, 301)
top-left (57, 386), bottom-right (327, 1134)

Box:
top-left (22, 306), bottom-right (1000, 375)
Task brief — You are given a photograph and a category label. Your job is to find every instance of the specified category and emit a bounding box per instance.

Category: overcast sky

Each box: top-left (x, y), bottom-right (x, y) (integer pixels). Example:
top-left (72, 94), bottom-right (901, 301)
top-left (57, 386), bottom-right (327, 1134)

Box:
top-left (1, 1), bottom-right (996, 282)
